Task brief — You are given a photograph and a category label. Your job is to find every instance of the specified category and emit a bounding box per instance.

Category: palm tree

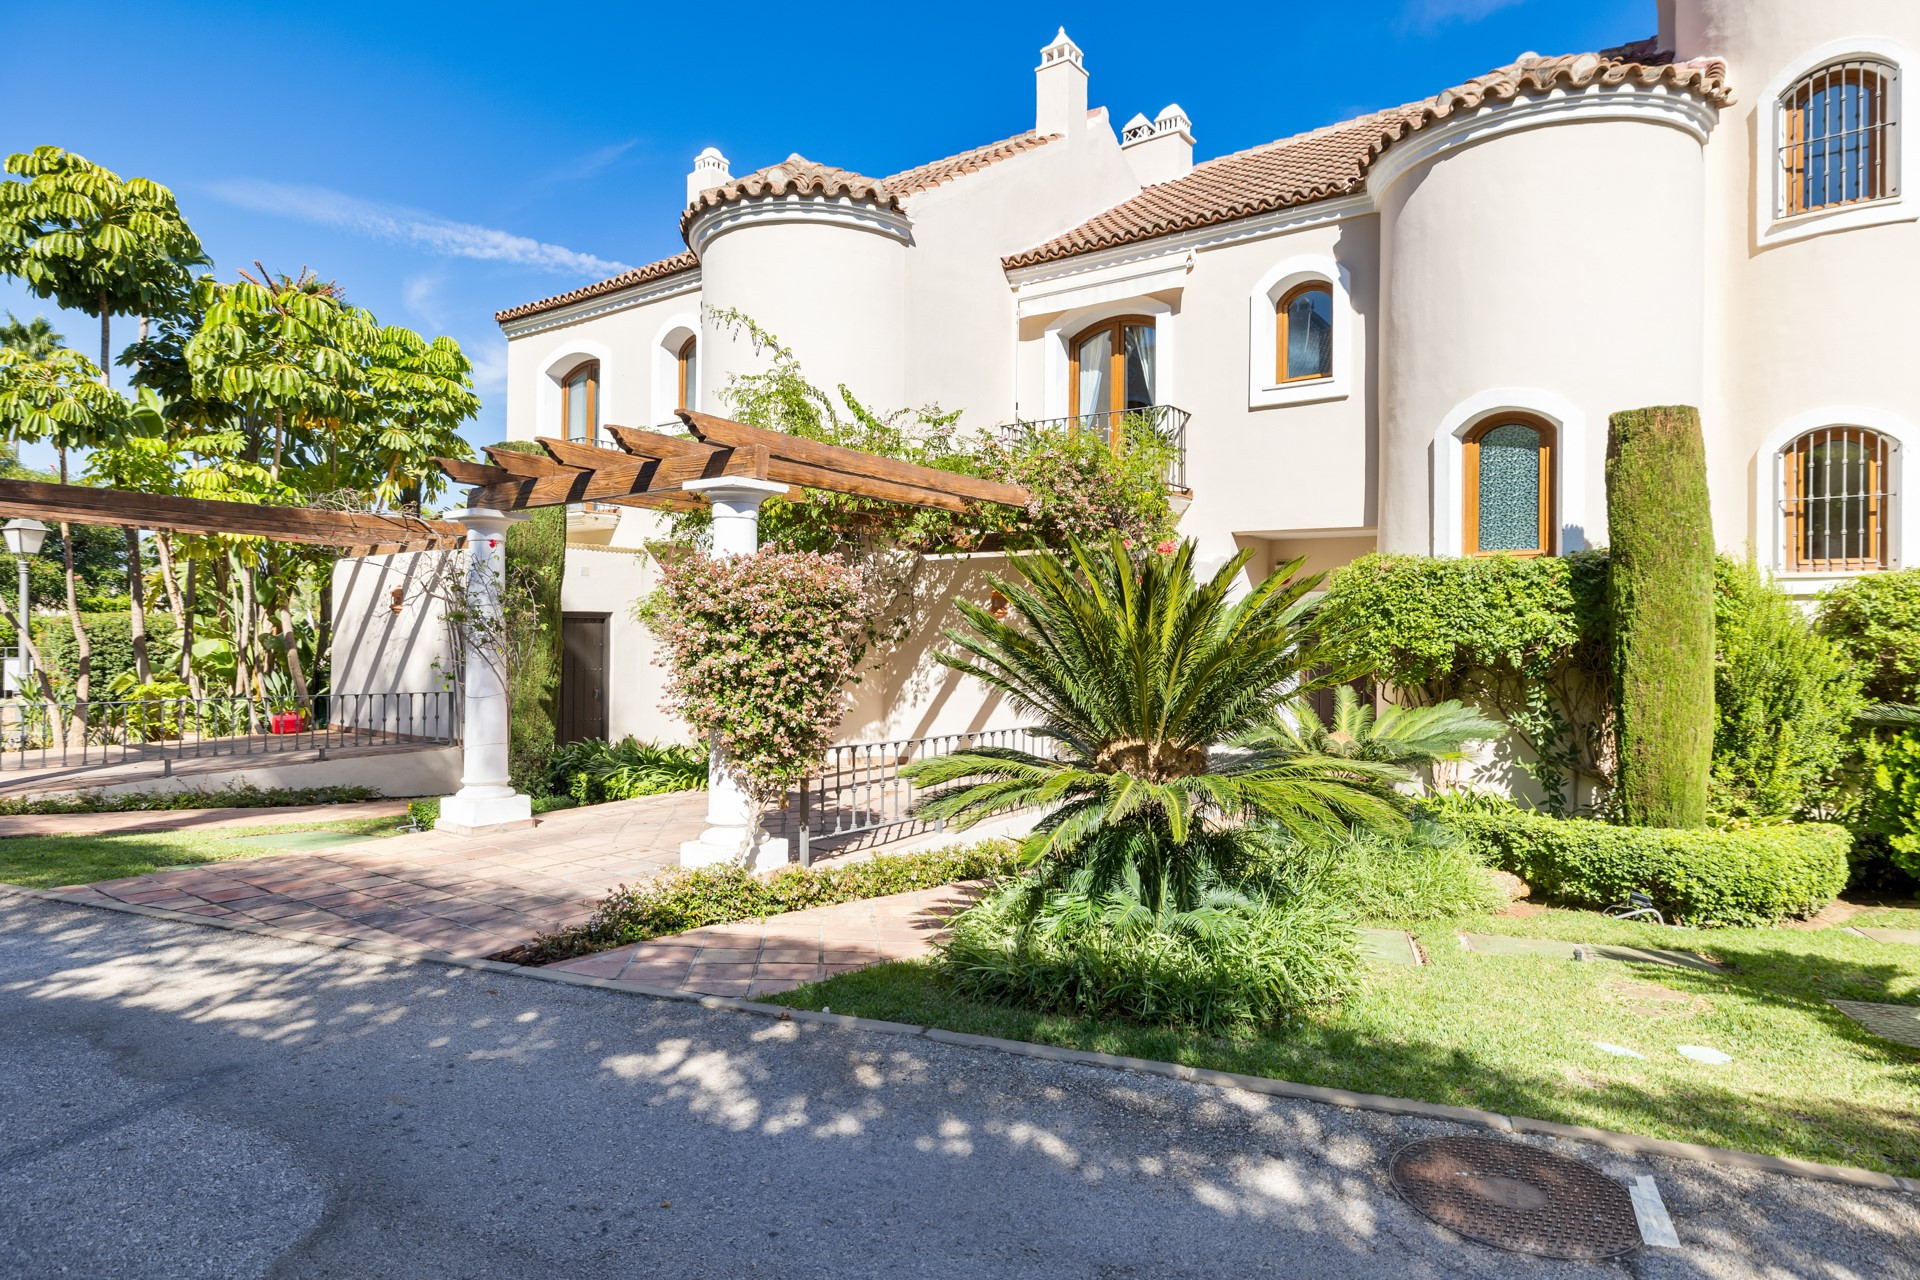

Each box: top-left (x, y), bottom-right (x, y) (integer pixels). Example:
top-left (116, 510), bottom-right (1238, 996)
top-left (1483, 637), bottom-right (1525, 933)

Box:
top-left (903, 537), bottom-right (1411, 908)
top-left (0, 313), bottom-right (63, 359)
top-left (1258, 684), bottom-right (1502, 768)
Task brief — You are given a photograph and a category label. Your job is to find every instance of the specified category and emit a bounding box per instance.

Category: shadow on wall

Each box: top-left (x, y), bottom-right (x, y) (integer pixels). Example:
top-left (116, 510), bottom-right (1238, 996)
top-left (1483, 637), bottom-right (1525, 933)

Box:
top-left (331, 552), bottom-right (461, 719)
top-left (0, 898), bottom-right (1912, 1276)
top-left (843, 556), bottom-right (1017, 743)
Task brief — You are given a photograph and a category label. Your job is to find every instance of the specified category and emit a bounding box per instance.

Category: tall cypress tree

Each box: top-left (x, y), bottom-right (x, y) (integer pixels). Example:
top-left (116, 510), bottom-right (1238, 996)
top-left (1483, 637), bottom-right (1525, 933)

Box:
top-left (1606, 405), bottom-right (1715, 828)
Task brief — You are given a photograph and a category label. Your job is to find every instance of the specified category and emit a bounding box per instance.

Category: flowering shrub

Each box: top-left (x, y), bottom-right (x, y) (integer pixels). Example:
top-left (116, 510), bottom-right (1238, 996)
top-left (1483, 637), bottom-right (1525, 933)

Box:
top-left (642, 548), bottom-right (864, 804)
top-left (981, 421), bottom-right (1179, 551)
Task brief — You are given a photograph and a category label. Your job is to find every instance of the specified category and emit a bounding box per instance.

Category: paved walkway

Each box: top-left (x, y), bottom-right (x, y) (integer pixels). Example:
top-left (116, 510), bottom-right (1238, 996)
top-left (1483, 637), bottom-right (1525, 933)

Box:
top-left (0, 798), bottom-right (410, 839)
top-left (6, 892), bottom-right (1915, 1279)
top-left (547, 882), bottom-right (983, 997)
top-left (51, 793), bottom-right (712, 957)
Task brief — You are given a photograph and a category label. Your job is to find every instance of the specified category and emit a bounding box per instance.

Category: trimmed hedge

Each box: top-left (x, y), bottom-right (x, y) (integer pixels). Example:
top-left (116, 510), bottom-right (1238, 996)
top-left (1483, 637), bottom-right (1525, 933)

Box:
top-left (1442, 807), bottom-right (1848, 927)
top-left (28, 612), bottom-right (177, 694)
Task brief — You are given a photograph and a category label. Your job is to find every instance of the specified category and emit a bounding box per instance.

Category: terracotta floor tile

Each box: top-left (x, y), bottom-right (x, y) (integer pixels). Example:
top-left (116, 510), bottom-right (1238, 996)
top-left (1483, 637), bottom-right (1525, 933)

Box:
top-left (689, 978), bottom-right (752, 997)
top-left (686, 962), bottom-right (757, 980)
top-left (751, 962), bottom-right (822, 981)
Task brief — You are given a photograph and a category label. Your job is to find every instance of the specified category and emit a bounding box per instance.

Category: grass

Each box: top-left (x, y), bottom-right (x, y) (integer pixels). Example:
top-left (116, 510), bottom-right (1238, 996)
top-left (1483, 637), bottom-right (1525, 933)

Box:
top-left (0, 816), bottom-right (405, 890)
top-left (765, 906), bottom-right (1920, 1177)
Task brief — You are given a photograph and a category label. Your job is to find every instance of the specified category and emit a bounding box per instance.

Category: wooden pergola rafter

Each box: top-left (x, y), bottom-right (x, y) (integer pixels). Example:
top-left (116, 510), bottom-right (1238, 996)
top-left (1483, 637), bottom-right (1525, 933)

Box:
top-left (431, 409), bottom-right (1032, 516)
top-left (0, 478), bottom-right (466, 558)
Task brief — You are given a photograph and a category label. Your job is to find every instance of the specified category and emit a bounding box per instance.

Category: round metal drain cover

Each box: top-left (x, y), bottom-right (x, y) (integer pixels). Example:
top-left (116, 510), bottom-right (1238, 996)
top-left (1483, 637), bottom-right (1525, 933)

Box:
top-left (1390, 1135), bottom-right (1641, 1260)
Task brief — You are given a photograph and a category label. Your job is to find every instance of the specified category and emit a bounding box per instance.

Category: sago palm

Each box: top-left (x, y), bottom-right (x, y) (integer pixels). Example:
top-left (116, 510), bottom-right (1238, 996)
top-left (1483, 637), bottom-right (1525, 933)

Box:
top-left (1259, 684), bottom-right (1502, 768)
top-left (903, 537), bottom-right (1410, 908)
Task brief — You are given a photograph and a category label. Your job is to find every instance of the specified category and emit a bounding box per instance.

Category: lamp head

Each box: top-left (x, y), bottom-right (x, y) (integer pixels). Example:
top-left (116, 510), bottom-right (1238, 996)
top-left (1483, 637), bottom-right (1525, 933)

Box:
top-left (2, 518), bottom-right (48, 558)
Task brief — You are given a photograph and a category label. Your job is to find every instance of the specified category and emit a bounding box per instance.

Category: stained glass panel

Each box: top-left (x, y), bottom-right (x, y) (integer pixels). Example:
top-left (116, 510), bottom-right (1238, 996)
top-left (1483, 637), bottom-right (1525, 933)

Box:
top-left (1476, 422), bottom-right (1542, 552)
top-left (1284, 288), bottom-right (1333, 380)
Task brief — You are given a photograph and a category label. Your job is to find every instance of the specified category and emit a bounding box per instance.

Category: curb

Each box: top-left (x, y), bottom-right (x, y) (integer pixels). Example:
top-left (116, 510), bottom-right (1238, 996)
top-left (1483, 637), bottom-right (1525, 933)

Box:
top-left (6, 884), bottom-right (1914, 1196)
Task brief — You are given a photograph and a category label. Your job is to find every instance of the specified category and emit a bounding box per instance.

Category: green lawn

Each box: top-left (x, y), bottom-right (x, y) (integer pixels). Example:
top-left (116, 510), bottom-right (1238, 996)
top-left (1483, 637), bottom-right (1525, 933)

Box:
top-left (765, 907), bottom-right (1920, 1176)
top-left (0, 817), bottom-right (405, 890)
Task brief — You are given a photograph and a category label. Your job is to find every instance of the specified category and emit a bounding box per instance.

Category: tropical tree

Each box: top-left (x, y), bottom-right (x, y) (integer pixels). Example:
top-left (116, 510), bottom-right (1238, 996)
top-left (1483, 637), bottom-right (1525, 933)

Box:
top-left (0, 146), bottom-right (206, 383)
top-left (902, 538), bottom-right (1410, 909)
top-left (0, 313), bottom-right (63, 360)
top-left (1256, 685), bottom-right (1502, 770)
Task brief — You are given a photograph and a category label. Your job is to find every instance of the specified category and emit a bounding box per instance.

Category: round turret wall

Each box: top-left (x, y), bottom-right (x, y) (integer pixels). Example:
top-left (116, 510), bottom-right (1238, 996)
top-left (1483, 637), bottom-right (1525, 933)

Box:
top-left (694, 209), bottom-right (910, 417)
top-left (1375, 111), bottom-right (1707, 556)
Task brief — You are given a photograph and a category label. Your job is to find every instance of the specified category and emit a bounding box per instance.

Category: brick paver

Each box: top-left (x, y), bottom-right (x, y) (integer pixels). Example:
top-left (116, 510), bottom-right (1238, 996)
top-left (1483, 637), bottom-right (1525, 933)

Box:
top-left (51, 792), bottom-right (714, 958)
top-left (544, 882), bottom-right (985, 998)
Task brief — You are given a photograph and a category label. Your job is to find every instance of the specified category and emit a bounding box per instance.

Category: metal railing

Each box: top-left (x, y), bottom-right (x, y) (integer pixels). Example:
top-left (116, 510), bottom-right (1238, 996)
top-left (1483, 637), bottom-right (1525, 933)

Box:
top-left (998, 404), bottom-right (1190, 492)
top-left (0, 690), bottom-right (460, 774)
top-left (786, 726), bottom-right (1042, 866)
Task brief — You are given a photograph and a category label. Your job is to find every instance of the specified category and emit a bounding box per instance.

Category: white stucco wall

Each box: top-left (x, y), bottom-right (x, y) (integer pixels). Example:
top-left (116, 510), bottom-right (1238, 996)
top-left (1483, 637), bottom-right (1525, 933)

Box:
top-left (330, 551), bottom-right (459, 709)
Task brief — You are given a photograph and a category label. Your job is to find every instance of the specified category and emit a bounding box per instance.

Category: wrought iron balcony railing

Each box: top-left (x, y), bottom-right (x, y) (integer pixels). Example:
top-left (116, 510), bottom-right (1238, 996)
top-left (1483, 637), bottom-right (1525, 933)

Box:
top-left (996, 404), bottom-right (1190, 493)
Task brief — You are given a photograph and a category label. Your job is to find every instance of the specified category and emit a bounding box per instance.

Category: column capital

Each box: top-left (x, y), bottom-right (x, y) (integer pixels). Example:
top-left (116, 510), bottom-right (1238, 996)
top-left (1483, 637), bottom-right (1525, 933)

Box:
top-left (445, 507), bottom-right (525, 538)
top-left (680, 478), bottom-right (790, 503)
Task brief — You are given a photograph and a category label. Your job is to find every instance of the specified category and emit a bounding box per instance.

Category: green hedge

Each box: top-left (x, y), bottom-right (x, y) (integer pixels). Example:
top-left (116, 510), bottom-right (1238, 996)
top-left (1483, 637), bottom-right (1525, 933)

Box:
top-left (23, 612), bottom-right (177, 694)
top-left (1441, 807), bottom-right (1848, 927)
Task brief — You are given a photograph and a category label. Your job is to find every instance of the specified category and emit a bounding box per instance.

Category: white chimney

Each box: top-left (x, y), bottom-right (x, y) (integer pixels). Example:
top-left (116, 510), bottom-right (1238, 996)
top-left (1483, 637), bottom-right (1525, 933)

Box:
top-left (1120, 104), bottom-right (1194, 185)
top-left (687, 147), bottom-right (731, 206)
top-left (1035, 27), bottom-right (1088, 140)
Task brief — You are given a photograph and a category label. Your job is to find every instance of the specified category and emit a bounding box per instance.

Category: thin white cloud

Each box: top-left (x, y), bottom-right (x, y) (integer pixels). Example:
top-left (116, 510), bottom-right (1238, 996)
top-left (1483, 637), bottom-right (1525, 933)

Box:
top-left (402, 273), bottom-right (447, 330)
top-left (1399, 0), bottom-right (1527, 32)
top-left (466, 338), bottom-right (509, 395)
top-left (207, 179), bottom-right (632, 276)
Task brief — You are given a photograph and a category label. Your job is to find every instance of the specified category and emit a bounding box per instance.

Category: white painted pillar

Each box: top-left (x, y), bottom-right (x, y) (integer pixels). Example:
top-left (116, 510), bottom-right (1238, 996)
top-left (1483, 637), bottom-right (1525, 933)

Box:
top-left (436, 507), bottom-right (535, 835)
top-left (677, 476), bottom-right (791, 871)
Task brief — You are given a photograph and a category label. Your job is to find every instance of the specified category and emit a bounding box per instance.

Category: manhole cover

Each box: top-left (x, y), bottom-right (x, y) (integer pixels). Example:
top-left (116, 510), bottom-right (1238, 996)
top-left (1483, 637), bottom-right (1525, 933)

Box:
top-left (1390, 1135), bottom-right (1641, 1260)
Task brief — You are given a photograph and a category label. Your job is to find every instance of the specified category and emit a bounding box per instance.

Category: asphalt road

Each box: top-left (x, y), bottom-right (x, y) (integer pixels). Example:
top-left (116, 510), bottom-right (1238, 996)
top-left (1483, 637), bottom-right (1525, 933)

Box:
top-left (2, 892), bottom-right (1916, 1280)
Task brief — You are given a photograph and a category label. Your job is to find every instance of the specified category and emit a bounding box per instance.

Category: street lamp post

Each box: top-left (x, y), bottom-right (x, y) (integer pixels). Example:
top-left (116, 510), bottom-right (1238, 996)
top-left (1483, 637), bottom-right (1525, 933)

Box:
top-left (2, 519), bottom-right (47, 697)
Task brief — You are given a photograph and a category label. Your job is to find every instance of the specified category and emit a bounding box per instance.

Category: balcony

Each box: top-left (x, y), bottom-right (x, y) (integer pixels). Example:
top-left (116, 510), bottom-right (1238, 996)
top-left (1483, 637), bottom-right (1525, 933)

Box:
top-left (996, 405), bottom-right (1190, 493)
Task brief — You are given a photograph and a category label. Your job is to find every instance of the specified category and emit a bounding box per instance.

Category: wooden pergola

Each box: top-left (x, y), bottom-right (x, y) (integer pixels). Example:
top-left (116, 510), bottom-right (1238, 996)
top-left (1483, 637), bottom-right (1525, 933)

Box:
top-left (0, 478), bottom-right (467, 557)
top-left (432, 409), bottom-right (1032, 515)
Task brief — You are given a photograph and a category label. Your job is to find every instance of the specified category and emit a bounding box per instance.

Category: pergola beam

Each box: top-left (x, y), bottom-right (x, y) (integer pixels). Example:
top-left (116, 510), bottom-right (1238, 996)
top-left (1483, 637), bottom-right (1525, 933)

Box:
top-left (0, 478), bottom-right (462, 551)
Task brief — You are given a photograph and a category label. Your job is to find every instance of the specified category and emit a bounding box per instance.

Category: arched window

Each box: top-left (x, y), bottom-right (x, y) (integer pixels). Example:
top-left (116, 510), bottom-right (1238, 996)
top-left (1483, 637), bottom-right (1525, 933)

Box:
top-left (676, 336), bottom-right (698, 412)
top-left (1778, 58), bottom-right (1899, 217)
top-left (1070, 316), bottom-right (1156, 444)
top-left (1275, 282), bottom-right (1332, 383)
top-left (1462, 416), bottom-right (1555, 556)
top-left (1781, 427), bottom-right (1896, 572)
top-left (561, 360), bottom-right (599, 443)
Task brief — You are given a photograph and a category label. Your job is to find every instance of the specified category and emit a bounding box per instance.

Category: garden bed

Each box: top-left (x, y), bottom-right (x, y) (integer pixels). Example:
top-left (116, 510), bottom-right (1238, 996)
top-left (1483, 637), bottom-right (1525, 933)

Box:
top-left (762, 906), bottom-right (1920, 1178)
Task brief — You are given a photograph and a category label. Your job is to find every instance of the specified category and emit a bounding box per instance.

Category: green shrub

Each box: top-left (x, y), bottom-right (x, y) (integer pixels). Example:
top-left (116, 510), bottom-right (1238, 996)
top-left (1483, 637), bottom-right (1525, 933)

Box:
top-left (546, 736), bottom-right (708, 804)
top-left (1441, 806), bottom-right (1848, 926)
top-left (1712, 559), bottom-right (1863, 818)
top-left (31, 611), bottom-right (178, 695)
top-left (1842, 728), bottom-right (1920, 879)
top-left (508, 840), bottom-right (1024, 964)
top-left (492, 441), bottom-right (566, 794)
top-left (406, 796), bottom-right (440, 828)
top-left (1606, 406), bottom-right (1715, 828)
top-left (938, 870), bottom-right (1365, 1035)
top-left (0, 783), bottom-right (381, 815)
top-left (1311, 821), bottom-right (1502, 922)
top-left (1819, 568), bottom-right (1920, 704)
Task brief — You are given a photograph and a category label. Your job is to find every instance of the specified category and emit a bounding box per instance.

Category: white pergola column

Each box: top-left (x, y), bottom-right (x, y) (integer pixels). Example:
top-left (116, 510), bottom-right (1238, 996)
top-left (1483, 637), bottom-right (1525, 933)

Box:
top-left (677, 477), bottom-right (791, 872)
top-left (436, 507), bottom-right (535, 836)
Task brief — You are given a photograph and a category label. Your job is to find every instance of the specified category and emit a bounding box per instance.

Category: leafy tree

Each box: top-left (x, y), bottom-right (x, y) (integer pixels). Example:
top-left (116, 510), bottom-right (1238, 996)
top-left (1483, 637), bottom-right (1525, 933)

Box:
top-left (0, 146), bottom-right (206, 382)
top-left (1606, 406), bottom-right (1715, 828)
top-left (903, 538), bottom-right (1408, 910)
top-left (0, 312), bottom-right (63, 360)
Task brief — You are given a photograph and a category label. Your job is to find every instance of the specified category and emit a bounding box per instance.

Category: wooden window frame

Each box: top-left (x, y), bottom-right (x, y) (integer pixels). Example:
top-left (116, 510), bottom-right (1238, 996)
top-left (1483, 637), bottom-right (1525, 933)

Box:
top-left (1068, 315), bottom-right (1156, 448)
top-left (675, 336), bottom-right (697, 411)
top-left (561, 359), bottom-right (599, 443)
top-left (1778, 59), bottom-right (1898, 218)
top-left (1461, 414), bottom-right (1556, 558)
top-left (1781, 427), bottom-right (1894, 573)
top-left (1275, 281), bottom-right (1334, 385)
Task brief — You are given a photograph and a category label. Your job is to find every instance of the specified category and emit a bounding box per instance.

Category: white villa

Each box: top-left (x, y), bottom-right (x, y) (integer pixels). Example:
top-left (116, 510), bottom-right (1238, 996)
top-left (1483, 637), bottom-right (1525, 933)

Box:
top-left (340, 0), bottom-right (1919, 762)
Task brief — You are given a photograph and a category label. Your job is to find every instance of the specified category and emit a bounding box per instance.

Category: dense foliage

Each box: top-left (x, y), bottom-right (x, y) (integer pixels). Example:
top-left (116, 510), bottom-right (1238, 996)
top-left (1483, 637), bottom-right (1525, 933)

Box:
top-left (1440, 804), bottom-right (1848, 927)
top-left (1605, 406), bottom-right (1715, 828)
top-left (491, 443), bottom-right (567, 792)
top-left (1841, 729), bottom-right (1920, 879)
top-left (1311, 821), bottom-right (1503, 922)
top-left (643, 548), bottom-right (864, 804)
top-left (31, 610), bottom-right (176, 694)
top-left (0, 783), bottom-right (378, 815)
top-left (507, 840), bottom-right (1023, 964)
top-left (546, 736), bottom-right (708, 804)
top-left (1819, 568), bottom-right (1920, 704)
top-left (1712, 558), bottom-right (1862, 818)
top-left (940, 864), bottom-right (1364, 1036)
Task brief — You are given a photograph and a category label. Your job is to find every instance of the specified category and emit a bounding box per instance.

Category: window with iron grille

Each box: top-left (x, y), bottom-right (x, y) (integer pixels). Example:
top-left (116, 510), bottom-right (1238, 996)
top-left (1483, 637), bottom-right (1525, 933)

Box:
top-left (1780, 427), bottom-right (1898, 573)
top-left (1777, 59), bottom-right (1899, 218)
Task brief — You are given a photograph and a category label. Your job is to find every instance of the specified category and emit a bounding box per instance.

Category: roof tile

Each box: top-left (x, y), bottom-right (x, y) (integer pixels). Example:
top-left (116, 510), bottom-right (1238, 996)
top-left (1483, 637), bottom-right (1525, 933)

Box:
top-left (493, 251), bottom-right (697, 324)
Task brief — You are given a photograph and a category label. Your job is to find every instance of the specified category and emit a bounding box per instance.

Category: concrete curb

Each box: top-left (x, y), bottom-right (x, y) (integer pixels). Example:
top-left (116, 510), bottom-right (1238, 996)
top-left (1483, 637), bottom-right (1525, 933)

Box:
top-left (7, 883), bottom-right (1913, 1196)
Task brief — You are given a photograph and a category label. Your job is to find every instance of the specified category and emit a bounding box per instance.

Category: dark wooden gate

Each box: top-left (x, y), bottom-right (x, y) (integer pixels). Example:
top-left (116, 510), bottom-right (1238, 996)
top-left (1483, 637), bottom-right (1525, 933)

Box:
top-left (558, 615), bottom-right (608, 744)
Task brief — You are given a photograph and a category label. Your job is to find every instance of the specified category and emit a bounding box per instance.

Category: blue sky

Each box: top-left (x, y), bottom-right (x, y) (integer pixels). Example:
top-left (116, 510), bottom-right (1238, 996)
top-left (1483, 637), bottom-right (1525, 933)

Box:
top-left (5, 0), bottom-right (1645, 469)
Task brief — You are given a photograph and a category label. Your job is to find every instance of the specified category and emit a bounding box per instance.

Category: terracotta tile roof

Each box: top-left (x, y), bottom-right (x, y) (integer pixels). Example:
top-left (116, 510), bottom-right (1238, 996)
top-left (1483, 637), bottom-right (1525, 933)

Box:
top-left (1004, 42), bottom-right (1732, 269)
top-left (883, 130), bottom-right (1059, 196)
top-left (500, 132), bottom-right (1060, 324)
top-left (680, 154), bottom-right (899, 237)
top-left (493, 251), bottom-right (697, 323)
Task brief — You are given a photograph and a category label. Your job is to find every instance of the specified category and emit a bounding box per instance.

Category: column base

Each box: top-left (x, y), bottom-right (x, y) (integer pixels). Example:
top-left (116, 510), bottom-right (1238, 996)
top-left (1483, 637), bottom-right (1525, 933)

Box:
top-left (679, 826), bottom-right (791, 873)
top-left (435, 789), bottom-right (535, 836)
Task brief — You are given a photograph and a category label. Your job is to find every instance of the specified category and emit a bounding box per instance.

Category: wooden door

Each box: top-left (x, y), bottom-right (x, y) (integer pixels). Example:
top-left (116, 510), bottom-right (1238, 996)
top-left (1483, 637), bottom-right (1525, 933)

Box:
top-left (558, 615), bottom-right (608, 744)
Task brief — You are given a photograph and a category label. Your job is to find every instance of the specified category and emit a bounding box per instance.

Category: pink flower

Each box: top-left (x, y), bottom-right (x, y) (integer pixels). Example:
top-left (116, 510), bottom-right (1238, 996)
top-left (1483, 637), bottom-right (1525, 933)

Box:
top-left (1155, 539), bottom-right (1177, 555)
